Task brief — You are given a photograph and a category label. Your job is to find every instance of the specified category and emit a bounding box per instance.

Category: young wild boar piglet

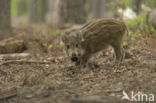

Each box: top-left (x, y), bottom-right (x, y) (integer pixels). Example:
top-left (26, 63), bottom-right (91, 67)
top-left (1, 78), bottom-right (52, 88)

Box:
top-left (62, 18), bottom-right (128, 67)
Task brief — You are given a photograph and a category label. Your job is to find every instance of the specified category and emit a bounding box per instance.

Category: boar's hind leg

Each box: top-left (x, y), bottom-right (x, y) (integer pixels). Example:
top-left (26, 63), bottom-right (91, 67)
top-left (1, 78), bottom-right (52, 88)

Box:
top-left (121, 48), bottom-right (125, 62)
top-left (111, 43), bottom-right (123, 65)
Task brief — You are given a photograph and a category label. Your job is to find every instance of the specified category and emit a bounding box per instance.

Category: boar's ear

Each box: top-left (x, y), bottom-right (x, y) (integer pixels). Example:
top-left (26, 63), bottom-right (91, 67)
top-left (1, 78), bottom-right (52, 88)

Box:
top-left (77, 31), bottom-right (84, 42)
top-left (61, 33), bottom-right (67, 43)
top-left (61, 31), bottom-right (69, 42)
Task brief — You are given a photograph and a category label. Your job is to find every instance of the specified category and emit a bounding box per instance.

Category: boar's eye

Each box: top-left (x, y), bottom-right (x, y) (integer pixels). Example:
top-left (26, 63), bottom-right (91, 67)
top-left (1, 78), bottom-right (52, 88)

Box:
top-left (66, 45), bottom-right (70, 49)
top-left (76, 43), bottom-right (79, 48)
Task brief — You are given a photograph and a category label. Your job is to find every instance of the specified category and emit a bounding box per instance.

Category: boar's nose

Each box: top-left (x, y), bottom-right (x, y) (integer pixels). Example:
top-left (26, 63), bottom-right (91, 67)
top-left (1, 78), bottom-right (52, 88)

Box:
top-left (71, 54), bottom-right (78, 62)
top-left (71, 57), bottom-right (78, 62)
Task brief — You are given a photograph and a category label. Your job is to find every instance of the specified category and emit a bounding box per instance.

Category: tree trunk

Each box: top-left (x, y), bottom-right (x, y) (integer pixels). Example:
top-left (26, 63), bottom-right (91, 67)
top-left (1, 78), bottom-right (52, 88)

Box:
top-left (29, 0), bottom-right (38, 22)
top-left (0, 0), bottom-right (12, 40)
top-left (29, 0), bottom-right (48, 23)
top-left (91, 0), bottom-right (114, 18)
top-left (17, 0), bottom-right (28, 16)
top-left (40, 0), bottom-right (47, 22)
top-left (48, 0), bottom-right (55, 24)
top-left (92, 0), bottom-right (102, 18)
top-left (133, 0), bottom-right (141, 14)
top-left (61, 0), bottom-right (87, 24)
top-left (48, 0), bottom-right (87, 28)
top-left (51, 0), bottom-right (61, 28)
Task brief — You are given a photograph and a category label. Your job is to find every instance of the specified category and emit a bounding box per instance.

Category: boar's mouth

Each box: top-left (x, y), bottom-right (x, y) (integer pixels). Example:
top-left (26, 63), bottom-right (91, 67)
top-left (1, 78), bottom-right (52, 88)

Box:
top-left (70, 56), bottom-right (81, 66)
top-left (75, 60), bottom-right (80, 66)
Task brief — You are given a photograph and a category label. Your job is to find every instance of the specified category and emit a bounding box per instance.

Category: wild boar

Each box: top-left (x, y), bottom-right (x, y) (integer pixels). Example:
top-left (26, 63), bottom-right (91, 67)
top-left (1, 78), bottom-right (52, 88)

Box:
top-left (62, 18), bottom-right (128, 67)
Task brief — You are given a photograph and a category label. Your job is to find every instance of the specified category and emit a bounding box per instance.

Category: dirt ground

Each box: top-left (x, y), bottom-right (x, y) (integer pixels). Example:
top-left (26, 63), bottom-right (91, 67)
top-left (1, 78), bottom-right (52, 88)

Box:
top-left (0, 25), bottom-right (156, 103)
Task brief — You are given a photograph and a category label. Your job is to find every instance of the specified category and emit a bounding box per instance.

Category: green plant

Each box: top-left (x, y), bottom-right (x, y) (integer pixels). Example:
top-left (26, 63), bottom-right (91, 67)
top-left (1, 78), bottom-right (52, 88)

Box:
top-left (106, 0), bottom-right (133, 9)
top-left (145, 25), bottom-right (156, 37)
top-left (33, 34), bottom-right (53, 53)
top-left (123, 41), bottom-right (128, 47)
top-left (59, 41), bottom-right (65, 47)
top-left (126, 14), bottom-right (146, 28)
top-left (126, 13), bottom-right (156, 38)
top-left (49, 29), bottom-right (61, 36)
top-left (42, 43), bottom-right (53, 52)
top-left (47, 44), bottom-right (53, 52)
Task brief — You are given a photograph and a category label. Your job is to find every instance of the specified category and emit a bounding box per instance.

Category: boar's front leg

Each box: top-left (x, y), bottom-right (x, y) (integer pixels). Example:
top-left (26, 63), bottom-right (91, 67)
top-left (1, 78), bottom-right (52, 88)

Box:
top-left (78, 52), bottom-right (91, 67)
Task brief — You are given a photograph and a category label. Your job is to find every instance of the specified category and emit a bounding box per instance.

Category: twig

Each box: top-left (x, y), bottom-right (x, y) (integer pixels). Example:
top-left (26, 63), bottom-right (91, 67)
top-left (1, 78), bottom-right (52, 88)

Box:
top-left (0, 60), bottom-right (51, 66)
top-left (0, 53), bottom-right (31, 60)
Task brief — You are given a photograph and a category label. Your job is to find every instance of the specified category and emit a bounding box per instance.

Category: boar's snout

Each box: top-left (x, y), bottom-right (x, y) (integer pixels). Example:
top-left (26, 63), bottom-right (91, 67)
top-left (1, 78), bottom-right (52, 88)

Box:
top-left (71, 53), bottom-right (78, 62)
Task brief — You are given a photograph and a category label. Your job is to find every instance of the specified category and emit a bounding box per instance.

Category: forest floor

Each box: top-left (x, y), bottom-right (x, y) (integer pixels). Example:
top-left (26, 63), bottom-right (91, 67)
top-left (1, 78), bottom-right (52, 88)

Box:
top-left (0, 25), bottom-right (156, 103)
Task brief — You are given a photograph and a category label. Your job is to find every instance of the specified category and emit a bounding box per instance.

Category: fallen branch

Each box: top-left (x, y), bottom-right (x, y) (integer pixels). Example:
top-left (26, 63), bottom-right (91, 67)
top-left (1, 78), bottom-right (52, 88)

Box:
top-left (0, 60), bottom-right (51, 66)
top-left (0, 53), bottom-right (31, 60)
